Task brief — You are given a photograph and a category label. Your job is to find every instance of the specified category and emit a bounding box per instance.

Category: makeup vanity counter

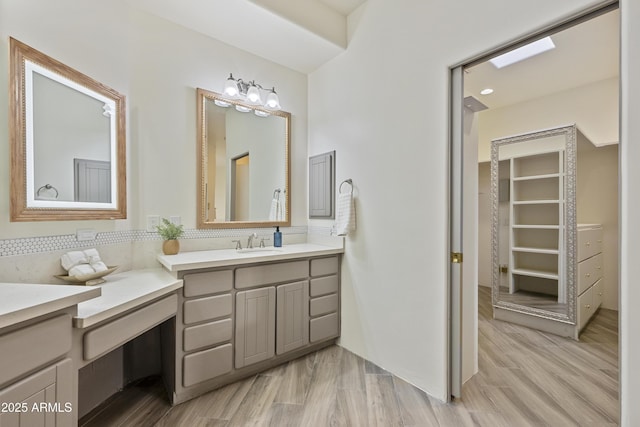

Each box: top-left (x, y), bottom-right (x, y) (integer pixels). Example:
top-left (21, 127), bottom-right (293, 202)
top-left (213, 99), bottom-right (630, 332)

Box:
top-left (156, 241), bottom-right (345, 404)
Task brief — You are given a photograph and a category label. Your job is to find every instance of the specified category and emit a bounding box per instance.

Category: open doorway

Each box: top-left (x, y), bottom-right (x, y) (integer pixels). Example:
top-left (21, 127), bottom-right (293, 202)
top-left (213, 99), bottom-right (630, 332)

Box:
top-left (450, 4), bottom-right (620, 424)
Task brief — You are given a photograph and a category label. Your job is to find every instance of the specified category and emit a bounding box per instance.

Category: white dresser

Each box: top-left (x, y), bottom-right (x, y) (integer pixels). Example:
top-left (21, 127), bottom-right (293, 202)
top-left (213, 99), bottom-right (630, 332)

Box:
top-left (576, 224), bottom-right (604, 330)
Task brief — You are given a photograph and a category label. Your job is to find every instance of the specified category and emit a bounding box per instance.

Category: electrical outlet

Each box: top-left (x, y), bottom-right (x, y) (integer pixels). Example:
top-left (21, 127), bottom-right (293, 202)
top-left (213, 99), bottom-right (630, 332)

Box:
top-left (76, 228), bottom-right (97, 241)
top-left (147, 215), bottom-right (160, 232)
top-left (169, 216), bottom-right (181, 226)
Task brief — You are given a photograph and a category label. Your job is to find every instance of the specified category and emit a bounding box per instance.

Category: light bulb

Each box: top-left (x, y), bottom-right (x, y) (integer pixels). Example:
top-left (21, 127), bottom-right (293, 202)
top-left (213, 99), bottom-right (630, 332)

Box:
top-left (254, 110), bottom-right (269, 117)
top-left (224, 73), bottom-right (239, 97)
top-left (235, 105), bottom-right (251, 113)
top-left (246, 83), bottom-right (262, 105)
top-left (265, 88), bottom-right (281, 110)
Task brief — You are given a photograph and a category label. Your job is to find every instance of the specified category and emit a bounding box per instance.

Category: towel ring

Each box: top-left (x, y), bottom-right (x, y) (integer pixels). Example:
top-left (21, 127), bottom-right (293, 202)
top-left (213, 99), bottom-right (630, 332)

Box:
top-left (36, 184), bottom-right (59, 199)
top-left (339, 179), bottom-right (353, 194)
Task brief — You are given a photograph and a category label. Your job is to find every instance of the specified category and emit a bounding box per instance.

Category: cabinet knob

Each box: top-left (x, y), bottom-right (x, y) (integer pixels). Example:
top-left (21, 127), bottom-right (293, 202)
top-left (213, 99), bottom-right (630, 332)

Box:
top-left (598, 292), bottom-right (603, 296)
top-left (586, 241), bottom-right (591, 246)
top-left (586, 273), bottom-right (591, 278)
top-left (586, 304), bottom-right (591, 309)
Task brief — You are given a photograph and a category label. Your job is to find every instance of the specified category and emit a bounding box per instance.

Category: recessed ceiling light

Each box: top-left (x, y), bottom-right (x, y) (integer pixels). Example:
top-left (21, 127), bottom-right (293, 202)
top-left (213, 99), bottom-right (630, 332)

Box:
top-left (480, 88), bottom-right (494, 95)
top-left (490, 36), bottom-right (555, 69)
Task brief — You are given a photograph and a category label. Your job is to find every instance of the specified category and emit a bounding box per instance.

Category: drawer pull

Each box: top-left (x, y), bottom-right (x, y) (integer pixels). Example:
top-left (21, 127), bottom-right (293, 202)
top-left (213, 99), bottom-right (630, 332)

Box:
top-left (586, 242), bottom-right (591, 246)
top-left (597, 239), bottom-right (603, 243)
top-left (596, 266), bottom-right (601, 270)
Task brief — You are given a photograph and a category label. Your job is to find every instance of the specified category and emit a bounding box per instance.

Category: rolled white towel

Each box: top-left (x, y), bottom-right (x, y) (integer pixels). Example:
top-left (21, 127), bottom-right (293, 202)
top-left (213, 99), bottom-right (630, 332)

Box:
top-left (84, 248), bottom-right (102, 264)
top-left (91, 261), bottom-right (109, 273)
top-left (61, 251), bottom-right (89, 271)
top-left (69, 264), bottom-right (96, 277)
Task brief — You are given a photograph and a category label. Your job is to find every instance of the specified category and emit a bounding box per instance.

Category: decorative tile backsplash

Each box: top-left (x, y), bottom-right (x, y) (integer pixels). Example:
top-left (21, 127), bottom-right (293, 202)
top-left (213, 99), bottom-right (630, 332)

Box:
top-left (0, 226), bottom-right (309, 258)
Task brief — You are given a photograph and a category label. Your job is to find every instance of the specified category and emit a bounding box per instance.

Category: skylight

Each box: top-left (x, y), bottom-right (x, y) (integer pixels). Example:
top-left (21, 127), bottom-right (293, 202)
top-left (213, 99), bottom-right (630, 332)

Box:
top-left (489, 37), bottom-right (556, 69)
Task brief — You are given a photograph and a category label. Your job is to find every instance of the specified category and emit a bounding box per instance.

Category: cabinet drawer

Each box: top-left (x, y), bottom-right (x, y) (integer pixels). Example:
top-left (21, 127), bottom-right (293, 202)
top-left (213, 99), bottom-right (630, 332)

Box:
top-left (183, 343), bottom-right (233, 387)
top-left (183, 294), bottom-right (232, 325)
top-left (310, 275), bottom-right (339, 297)
top-left (311, 256), bottom-right (339, 277)
top-left (310, 312), bottom-right (339, 342)
top-left (0, 315), bottom-right (71, 387)
top-left (84, 294), bottom-right (177, 360)
top-left (577, 253), bottom-right (603, 295)
top-left (578, 286), bottom-right (594, 330)
top-left (593, 279), bottom-right (604, 310)
top-left (577, 227), bottom-right (603, 261)
top-left (310, 294), bottom-right (338, 317)
top-left (184, 318), bottom-right (232, 352)
top-left (235, 260), bottom-right (308, 289)
top-left (184, 270), bottom-right (232, 297)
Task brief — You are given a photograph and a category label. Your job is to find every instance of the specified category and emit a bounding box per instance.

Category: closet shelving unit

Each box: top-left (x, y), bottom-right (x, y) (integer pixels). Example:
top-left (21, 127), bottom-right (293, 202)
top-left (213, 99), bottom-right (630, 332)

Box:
top-left (508, 148), bottom-right (566, 303)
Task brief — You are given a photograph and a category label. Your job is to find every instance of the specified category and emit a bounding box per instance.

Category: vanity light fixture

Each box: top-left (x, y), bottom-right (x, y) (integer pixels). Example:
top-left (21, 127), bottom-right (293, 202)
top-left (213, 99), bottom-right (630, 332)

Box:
top-left (223, 73), bottom-right (281, 111)
top-left (489, 36), bottom-right (555, 69)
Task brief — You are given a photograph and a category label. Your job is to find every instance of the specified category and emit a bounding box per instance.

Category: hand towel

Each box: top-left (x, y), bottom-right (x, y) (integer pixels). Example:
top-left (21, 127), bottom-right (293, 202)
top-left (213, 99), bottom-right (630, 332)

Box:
top-left (84, 248), bottom-right (102, 264)
top-left (69, 264), bottom-right (96, 277)
top-left (269, 198), bottom-right (280, 221)
top-left (335, 192), bottom-right (356, 236)
top-left (61, 251), bottom-right (89, 271)
top-left (277, 195), bottom-right (286, 221)
top-left (91, 261), bottom-right (109, 273)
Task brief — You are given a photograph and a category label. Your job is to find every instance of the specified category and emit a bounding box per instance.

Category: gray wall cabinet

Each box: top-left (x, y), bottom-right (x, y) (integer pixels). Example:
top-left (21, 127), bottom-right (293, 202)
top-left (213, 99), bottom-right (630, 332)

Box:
top-left (309, 151), bottom-right (335, 218)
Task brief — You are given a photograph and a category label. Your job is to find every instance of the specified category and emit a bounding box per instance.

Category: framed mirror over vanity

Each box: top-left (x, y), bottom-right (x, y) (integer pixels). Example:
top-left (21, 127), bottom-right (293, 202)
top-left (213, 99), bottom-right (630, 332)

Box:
top-left (491, 124), bottom-right (604, 339)
top-left (9, 37), bottom-right (126, 221)
top-left (196, 88), bottom-right (291, 229)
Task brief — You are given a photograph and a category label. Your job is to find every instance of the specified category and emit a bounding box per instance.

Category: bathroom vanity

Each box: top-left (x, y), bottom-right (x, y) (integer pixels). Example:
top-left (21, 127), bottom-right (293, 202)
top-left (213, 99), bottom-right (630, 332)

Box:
top-left (157, 241), bottom-right (343, 404)
top-left (0, 240), bottom-right (342, 426)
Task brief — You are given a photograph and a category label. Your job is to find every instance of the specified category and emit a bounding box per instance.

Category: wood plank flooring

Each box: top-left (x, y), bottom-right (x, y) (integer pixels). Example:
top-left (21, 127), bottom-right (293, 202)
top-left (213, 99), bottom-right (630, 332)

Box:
top-left (81, 286), bottom-right (618, 426)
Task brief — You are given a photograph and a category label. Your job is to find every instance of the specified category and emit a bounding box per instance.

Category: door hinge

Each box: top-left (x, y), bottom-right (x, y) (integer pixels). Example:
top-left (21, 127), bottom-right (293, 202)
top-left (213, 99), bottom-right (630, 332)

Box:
top-left (451, 252), bottom-right (463, 263)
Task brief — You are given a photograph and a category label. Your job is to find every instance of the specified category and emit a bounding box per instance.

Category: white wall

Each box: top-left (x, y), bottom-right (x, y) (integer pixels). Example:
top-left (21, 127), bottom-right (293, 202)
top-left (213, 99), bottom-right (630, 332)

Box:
top-left (620, 0), bottom-right (640, 424)
top-left (308, 0), bottom-right (611, 400)
top-left (478, 77), bottom-right (619, 162)
top-left (0, 0), bottom-right (308, 241)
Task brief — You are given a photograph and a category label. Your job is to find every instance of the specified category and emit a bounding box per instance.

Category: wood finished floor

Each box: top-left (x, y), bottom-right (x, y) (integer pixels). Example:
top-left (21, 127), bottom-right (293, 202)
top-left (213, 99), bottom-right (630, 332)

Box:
top-left (81, 286), bottom-right (619, 426)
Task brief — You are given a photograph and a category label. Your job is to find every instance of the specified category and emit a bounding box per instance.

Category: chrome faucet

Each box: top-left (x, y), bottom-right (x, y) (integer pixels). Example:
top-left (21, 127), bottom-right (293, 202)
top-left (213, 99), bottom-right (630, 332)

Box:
top-left (247, 232), bottom-right (258, 249)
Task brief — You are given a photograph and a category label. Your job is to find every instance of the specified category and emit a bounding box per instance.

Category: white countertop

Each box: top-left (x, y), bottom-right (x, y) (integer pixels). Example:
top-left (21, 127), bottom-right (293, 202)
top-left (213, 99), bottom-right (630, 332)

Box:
top-left (74, 268), bottom-right (183, 329)
top-left (0, 283), bottom-right (100, 330)
top-left (157, 242), bottom-right (344, 272)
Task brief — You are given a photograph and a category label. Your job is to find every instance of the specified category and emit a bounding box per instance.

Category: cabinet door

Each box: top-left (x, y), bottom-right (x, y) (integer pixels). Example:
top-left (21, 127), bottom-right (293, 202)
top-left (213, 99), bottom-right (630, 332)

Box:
top-left (0, 359), bottom-right (73, 427)
top-left (276, 281), bottom-right (309, 355)
top-left (235, 287), bottom-right (276, 369)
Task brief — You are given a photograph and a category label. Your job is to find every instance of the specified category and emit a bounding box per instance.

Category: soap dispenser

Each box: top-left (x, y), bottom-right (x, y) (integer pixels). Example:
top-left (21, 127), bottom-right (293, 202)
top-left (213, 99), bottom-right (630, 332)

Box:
top-left (274, 226), bottom-right (282, 247)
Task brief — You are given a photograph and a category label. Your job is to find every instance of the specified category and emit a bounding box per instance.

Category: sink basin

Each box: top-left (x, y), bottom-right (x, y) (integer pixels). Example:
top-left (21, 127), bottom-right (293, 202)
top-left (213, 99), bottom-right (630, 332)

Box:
top-left (236, 248), bottom-right (283, 255)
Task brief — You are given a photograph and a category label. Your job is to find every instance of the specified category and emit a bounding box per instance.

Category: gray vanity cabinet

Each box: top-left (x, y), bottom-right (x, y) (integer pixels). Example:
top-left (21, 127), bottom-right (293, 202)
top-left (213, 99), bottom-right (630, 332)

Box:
top-left (235, 287), bottom-right (276, 368)
top-left (0, 314), bottom-right (75, 427)
top-left (171, 254), bottom-right (340, 405)
top-left (180, 270), bottom-right (233, 388)
top-left (276, 281), bottom-right (309, 355)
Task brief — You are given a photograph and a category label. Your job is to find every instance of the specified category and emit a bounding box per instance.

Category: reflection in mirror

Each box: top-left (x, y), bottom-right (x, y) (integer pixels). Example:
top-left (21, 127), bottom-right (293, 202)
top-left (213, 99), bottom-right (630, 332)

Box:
top-left (197, 88), bottom-right (290, 228)
top-left (491, 126), bottom-right (576, 324)
top-left (10, 37), bottom-right (126, 221)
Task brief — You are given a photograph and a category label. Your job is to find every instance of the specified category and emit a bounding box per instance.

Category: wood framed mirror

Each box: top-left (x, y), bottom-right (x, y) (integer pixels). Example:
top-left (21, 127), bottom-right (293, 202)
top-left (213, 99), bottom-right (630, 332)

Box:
top-left (196, 88), bottom-right (290, 229)
top-left (9, 37), bottom-right (126, 221)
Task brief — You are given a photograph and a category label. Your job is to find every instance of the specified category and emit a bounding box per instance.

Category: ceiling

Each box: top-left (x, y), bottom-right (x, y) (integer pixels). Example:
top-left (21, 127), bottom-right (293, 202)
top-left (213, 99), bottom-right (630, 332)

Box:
top-left (132, 0), bottom-right (367, 73)
top-left (464, 9), bottom-right (619, 110)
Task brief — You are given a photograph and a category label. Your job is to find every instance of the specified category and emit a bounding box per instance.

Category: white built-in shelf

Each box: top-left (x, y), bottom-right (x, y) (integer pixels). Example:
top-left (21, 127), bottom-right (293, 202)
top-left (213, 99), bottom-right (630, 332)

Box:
top-left (512, 268), bottom-right (559, 280)
top-left (512, 224), bottom-right (560, 229)
top-left (513, 199), bottom-right (560, 205)
top-left (512, 246), bottom-right (559, 255)
top-left (513, 172), bottom-right (561, 181)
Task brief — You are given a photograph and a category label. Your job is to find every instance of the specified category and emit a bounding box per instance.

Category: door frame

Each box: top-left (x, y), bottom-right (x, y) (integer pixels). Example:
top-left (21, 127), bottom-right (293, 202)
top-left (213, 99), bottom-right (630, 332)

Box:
top-left (447, 0), bottom-right (620, 400)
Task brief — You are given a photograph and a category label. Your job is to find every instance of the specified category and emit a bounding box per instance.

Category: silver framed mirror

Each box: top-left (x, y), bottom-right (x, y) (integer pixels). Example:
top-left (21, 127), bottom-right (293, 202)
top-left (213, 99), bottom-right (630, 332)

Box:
top-left (196, 88), bottom-right (290, 229)
top-left (10, 37), bottom-right (126, 221)
top-left (491, 125), bottom-right (577, 324)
